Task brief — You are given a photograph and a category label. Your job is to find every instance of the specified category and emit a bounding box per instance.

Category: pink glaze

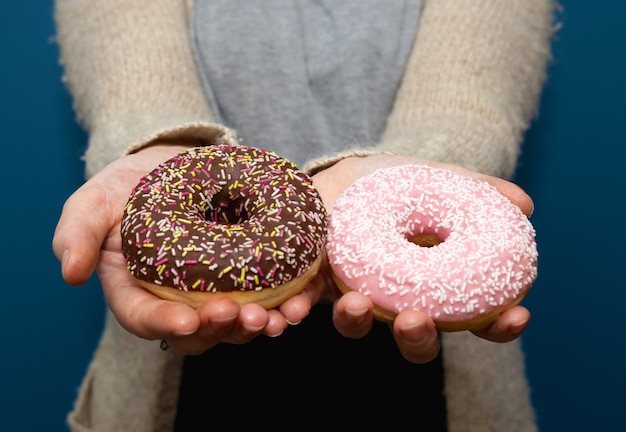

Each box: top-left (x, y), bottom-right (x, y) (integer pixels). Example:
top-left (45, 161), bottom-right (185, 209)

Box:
top-left (326, 164), bottom-right (538, 325)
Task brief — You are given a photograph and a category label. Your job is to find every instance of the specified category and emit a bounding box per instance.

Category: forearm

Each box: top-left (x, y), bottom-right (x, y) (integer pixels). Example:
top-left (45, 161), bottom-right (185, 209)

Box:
top-left (380, 0), bottom-right (556, 178)
top-left (55, 0), bottom-right (230, 178)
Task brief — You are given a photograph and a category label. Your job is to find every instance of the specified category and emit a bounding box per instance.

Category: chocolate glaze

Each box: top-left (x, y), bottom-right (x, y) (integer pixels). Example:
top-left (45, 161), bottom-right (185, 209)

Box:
top-left (121, 145), bottom-right (327, 293)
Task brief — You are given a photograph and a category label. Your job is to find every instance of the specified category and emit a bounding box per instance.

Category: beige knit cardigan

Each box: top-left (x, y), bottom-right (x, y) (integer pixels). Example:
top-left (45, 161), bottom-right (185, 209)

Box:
top-left (55, 1), bottom-right (555, 431)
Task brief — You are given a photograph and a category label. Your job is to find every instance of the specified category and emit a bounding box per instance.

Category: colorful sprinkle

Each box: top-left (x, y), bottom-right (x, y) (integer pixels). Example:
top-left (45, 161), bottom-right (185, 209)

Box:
top-left (121, 145), bottom-right (328, 293)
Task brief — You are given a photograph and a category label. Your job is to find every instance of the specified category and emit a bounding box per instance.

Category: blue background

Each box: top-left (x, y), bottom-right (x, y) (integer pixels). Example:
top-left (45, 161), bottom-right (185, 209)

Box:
top-left (1, 2), bottom-right (624, 431)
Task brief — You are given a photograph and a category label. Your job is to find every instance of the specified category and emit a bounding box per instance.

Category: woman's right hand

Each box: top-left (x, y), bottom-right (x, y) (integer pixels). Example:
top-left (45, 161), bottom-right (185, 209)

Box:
top-left (52, 144), bottom-right (296, 355)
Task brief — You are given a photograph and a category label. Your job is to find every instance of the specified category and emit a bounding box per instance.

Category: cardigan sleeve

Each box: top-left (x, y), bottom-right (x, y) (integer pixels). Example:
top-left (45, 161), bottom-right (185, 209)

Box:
top-left (305, 0), bottom-right (556, 179)
top-left (54, 0), bottom-right (235, 179)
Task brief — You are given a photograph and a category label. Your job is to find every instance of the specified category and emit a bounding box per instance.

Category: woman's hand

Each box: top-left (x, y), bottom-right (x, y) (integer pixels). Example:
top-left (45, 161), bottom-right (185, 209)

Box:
top-left (53, 148), bottom-right (533, 360)
top-left (52, 144), bottom-right (293, 355)
top-left (306, 154), bottom-right (534, 364)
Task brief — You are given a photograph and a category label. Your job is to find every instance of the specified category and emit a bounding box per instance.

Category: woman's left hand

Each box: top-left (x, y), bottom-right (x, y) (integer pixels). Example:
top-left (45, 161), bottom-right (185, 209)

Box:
top-left (278, 154), bottom-right (534, 364)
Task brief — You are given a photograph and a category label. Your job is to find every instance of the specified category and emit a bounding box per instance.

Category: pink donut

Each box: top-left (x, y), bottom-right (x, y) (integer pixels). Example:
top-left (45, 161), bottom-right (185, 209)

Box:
top-left (325, 164), bottom-right (538, 331)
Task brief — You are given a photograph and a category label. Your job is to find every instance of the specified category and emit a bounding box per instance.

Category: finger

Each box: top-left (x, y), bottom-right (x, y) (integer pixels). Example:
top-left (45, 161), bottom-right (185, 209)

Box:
top-left (112, 289), bottom-right (201, 341)
top-left (97, 249), bottom-right (201, 339)
top-left (166, 296), bottom-right (241, 355)
top-left (332, 291), bottom-right (374, 339)
top-left (392, 310), bottom-right (440, 364)
top-left (278, 283), bottom-right (318, 325)
top-left (224, 303), bottom-right (270, 345)
top-left (471, 306), bottom-right (530, 343)
top-left (473, 174), bottom-right (534, 217)
top-left (431, 161), bottom-right (534, 217)
top-left (52, 186), bottom-right (113, 285)
top-left (264, 309), bottom-right (289, 337)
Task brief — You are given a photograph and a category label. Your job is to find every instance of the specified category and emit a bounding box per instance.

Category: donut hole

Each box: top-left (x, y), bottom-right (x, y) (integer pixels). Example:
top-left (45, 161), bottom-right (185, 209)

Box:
top-left (206, 194), bottom-right (250, 225)
top-left (406, 233), bottom-right (445, 248)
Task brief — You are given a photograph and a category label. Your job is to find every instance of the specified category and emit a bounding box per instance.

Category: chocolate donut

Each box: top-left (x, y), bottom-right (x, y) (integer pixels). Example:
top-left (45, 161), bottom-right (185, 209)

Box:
top-left (121, 144), bottom-right (327, 309)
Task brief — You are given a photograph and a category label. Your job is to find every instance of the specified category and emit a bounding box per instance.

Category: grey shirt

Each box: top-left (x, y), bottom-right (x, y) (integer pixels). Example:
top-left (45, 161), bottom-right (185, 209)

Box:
top-left (191, 0), bottom-right (421, 166)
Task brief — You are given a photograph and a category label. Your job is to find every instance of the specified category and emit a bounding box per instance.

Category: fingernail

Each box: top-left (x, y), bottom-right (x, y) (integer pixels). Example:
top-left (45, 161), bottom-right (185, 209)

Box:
top-left (267, 329), bottom-right (284, 338)
top-left (208, 313), bottom-right (239, 331)
top-left (510, 318), bottom-right (529, 335)
top-left (172, 329), bottom-right (196, 337)
top-left (243, 323), bottom-right (265, 333)
top-left (172, 317), bottom-right (201, 337)
top-left (60, 249), bottom-right (69, 276)
top-left (399, 321), bottom-right (429, 344)
top-left (212, 313), bottom-right (239, 324)
top-left (286, 319), bottom-right (301, 326)
top-left (346, 308), bottom-right (368, 319)
top-left (347, 308), bottom-right (368, 316)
